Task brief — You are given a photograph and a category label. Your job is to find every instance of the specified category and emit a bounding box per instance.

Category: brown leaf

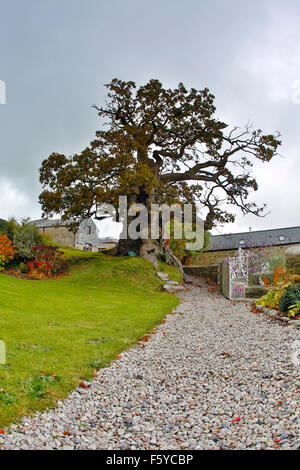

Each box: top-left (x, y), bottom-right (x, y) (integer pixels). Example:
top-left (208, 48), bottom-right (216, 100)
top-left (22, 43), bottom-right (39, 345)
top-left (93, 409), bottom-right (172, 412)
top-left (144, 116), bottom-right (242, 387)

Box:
top-left (139, 335), bottom-right (150, 343)
top-left (220, 352), bottom-right (232, 357)
top-left (79, 382), bottom-right (90, 389)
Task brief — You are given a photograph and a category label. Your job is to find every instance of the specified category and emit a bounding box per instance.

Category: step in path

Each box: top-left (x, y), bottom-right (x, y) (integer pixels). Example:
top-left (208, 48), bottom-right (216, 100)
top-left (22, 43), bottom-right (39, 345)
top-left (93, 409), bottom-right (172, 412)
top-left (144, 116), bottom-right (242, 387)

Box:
top-left (156, 271), bottom-right (186, 293)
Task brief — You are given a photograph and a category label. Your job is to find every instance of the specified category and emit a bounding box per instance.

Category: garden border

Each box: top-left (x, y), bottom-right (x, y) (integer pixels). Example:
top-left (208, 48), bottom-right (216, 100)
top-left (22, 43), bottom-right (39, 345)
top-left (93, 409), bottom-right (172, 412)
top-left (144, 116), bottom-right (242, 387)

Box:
top-left (256, 304), bottom-right (300, 328)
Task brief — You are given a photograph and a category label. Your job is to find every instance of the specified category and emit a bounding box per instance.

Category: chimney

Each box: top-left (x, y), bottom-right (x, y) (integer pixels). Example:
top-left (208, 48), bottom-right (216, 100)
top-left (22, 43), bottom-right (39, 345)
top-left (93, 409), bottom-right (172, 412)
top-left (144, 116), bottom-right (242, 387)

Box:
top-left (249, 227), bottom-right (252, 232)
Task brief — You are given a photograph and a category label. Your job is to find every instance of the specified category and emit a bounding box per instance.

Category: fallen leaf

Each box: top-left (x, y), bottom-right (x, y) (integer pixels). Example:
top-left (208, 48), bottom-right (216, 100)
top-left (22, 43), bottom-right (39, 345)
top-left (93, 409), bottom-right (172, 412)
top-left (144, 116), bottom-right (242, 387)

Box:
top-left (79, 382), bottom-right (90, 389)
top-left (232, 417), bottom-right (241, 424)
top-left (139, 335), bottom-right (150, 343)
top-left (220, 352), bottom-right (232, 357)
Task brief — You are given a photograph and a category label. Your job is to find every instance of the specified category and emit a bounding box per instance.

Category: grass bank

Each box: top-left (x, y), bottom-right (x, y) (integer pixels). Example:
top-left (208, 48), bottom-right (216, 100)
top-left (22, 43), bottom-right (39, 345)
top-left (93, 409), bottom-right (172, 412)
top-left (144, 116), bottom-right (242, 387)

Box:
top-left (0, 252), bottom-right (180, 427)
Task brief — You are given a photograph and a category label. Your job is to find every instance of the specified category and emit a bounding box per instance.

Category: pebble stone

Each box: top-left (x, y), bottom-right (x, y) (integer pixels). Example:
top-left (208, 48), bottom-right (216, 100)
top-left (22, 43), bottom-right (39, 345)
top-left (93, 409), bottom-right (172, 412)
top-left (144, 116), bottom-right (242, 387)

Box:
top-left (0, 276), bottom-right (299, 450)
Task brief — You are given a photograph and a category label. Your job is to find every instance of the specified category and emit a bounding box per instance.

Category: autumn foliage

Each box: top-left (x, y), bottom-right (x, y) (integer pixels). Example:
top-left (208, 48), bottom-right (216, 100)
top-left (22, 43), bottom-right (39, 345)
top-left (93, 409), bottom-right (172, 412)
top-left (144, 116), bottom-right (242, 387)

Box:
top-left (26, 245), bottom-right (69, 279)
top-left (39, 78), bottom-right (281, 263)
top-left (261, 265), bottom-right (293, 288)
top-left (0, 234), bottom-right (16, 271)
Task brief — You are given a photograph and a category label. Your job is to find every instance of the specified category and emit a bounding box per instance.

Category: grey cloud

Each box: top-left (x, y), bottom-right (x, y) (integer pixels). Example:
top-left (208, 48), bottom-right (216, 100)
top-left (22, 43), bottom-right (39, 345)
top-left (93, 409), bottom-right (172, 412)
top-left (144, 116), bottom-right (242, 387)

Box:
top-left (0, 0), bottom-right (299, 232)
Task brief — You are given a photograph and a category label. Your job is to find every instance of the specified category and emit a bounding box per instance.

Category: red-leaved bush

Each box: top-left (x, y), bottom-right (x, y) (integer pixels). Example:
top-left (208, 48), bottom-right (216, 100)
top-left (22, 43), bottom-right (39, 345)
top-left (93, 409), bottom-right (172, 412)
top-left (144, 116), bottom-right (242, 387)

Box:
top-left (27, 245), bottom-right (69, 279)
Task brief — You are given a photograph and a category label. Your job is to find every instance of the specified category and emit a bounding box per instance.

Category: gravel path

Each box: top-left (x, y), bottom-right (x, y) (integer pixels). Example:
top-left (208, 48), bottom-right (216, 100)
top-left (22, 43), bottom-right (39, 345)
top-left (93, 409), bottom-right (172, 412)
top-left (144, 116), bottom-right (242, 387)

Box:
top-left (1, 277), bottom-right (299, 450)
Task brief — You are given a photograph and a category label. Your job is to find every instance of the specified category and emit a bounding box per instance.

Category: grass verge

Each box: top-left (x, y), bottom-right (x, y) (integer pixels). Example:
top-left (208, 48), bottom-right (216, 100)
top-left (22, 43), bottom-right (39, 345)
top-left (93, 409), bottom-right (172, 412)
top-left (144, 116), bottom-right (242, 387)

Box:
top-left (0, 253), bottom-right (180, 427)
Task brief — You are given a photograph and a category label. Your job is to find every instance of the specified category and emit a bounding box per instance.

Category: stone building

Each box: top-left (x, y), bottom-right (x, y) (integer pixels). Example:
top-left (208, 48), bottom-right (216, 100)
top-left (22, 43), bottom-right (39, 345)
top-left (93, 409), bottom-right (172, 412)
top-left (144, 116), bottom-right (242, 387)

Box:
top-left (33, 218), bottom-right (102, 252)
top-left (197, 226), bottom-right (300, 266)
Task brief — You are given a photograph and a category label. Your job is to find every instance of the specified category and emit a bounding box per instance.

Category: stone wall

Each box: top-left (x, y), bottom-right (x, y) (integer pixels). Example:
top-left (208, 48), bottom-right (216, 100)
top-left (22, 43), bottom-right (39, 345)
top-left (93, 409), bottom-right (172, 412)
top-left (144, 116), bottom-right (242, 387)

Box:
top-left (38, 227), bottom-right (76, 248)
top-left (183, 264), bottom-right (218, 282)
top-left (194, 243), bottom-right (300, 266)
top-left (286, 246), bottom-right (300, 274)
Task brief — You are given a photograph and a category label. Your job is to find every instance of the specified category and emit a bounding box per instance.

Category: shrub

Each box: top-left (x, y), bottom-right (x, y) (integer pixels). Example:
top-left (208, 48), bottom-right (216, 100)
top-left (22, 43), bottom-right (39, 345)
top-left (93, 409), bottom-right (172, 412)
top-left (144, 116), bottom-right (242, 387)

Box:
top-left (288, 301), bottom-right (300, 318)
top-left (256, 265), bottom-right (296, 312)
top-left (279, 285), bottom-right (300, 313)
top-left (256, 289), bottom-right (285, 310)
top-left (0, 234), bottom-right (16, 271)
top-left (13, 220), bottom-right (42, 260)
top-left (19, 262), bottom-right (30, 274)
top-left (0, 219), bottom-right (7, 232)
top-left (162, 220), bottom-right (210, 264)
top-left (1, 218), bottom-right (42, 261)
top-left (1, 217), bottom-right (19, 242)
top-left (27, 245), bottom-right (69, 279)
top-left (39, 232), bottom-right (54, 246)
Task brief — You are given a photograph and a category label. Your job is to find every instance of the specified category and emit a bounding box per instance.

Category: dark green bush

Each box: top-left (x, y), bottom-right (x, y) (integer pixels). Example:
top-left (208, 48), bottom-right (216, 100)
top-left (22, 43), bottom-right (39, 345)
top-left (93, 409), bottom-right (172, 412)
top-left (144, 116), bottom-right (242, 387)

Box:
top-left (0, 219), bottom-right (7, 232)
top-left (13, 221), bottom-right (42, 260)
top-left (1, 218), bottom-right (42, 261)
top-left (1, 218), bottom-right (18, 242)
top-left (19, 262), bottom-right (30, 274)
top-left (279, 285), bottom-right (300, 313)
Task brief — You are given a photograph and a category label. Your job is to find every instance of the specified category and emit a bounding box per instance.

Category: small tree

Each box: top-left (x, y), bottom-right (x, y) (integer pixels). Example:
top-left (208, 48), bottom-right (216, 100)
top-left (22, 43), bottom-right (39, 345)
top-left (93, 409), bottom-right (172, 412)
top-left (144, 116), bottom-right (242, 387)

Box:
top-left (13, 220), bottom-right (42, 260)
top-left (0, 219), bottom-right (6, 232)
top-left (2, 217), bottom-right (19, 242)
top-left (2, 218), bottom-right (42, 261)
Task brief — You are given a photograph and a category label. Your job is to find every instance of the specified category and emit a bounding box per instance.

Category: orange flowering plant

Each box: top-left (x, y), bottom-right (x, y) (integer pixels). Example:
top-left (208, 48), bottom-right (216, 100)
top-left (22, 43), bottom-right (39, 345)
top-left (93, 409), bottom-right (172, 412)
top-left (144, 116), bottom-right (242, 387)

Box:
top-left (0, 234), bottom-right (17, 271)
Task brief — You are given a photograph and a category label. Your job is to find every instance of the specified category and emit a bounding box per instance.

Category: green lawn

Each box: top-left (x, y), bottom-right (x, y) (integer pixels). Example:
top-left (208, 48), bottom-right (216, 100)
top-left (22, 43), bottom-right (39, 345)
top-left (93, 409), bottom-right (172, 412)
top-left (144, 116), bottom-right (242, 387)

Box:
top-left (0, 253), bottom-right (180, 427)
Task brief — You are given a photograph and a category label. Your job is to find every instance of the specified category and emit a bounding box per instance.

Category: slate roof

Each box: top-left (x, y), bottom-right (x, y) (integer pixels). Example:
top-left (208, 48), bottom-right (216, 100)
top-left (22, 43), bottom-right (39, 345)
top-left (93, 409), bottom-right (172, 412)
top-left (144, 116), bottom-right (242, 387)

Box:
top-left (208, 226), bottom-right (300, 251)
top-left (33, 218), bottom-right (77, 228)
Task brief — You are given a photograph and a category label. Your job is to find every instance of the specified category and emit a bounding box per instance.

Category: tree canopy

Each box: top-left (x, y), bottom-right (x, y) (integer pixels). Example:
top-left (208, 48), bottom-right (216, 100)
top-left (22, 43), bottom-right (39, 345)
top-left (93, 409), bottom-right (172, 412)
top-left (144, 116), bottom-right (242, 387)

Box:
top-left (39, 78), bottom-right (281, 262)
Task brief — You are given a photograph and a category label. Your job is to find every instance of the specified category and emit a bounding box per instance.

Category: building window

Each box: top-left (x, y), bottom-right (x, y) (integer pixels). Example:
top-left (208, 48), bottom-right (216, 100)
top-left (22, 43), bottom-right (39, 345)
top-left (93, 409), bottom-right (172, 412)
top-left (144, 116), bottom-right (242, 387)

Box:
top-left (84, 243), bottom-right (92, 252)
top-left (278, 235), bottom-right (285, 241)
top-left (239, 239), bottom-right (245, 245)
top-left (87, 226), bottom-right (91, 235)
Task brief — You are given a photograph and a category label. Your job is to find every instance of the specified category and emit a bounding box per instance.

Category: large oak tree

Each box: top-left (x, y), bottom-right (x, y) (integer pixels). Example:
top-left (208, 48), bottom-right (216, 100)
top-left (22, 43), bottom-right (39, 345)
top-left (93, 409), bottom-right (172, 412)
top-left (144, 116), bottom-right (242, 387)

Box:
top-left (39, 78), bottom-right (281, 266)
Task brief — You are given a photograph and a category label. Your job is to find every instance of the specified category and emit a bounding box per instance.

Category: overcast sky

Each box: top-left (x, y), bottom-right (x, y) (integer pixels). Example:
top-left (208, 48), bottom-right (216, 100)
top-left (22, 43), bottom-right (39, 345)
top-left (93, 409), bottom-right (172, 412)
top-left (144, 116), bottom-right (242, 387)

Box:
top-left (0, 0), bottom-right (299, 237)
